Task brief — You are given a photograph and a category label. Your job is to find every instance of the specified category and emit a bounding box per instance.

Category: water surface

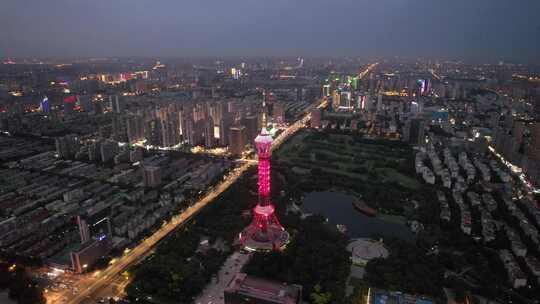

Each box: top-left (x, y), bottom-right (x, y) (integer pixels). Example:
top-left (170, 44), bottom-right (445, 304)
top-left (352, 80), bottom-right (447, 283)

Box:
top-left (303, 191), bottom-right (414, 241)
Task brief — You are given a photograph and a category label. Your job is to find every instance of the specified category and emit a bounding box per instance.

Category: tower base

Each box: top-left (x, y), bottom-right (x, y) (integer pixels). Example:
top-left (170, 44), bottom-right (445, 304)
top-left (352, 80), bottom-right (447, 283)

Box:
top-left (239, 205), bottom-right (290, 252)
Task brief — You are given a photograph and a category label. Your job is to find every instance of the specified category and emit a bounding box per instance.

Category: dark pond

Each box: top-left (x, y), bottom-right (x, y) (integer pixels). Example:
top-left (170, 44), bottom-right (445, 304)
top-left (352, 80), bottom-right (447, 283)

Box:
top-left (303, 191), bottom-right (415, 241)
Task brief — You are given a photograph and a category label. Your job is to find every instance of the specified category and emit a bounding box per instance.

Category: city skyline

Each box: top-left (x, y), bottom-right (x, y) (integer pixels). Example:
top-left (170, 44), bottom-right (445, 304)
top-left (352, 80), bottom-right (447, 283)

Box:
top-left (1, 0), bottom-right (540, 62)
top-left (2, 1), bottom-right (540, 303)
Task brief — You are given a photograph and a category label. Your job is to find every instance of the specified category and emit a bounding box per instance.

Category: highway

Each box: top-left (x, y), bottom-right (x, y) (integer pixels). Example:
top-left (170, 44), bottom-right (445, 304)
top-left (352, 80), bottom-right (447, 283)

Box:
top-left (50, 63), bottom-right (375, 304)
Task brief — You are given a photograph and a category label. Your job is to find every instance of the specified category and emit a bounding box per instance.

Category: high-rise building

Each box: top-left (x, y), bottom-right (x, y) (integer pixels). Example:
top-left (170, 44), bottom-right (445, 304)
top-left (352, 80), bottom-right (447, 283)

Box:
top-left (94, 100), bottom-right (104, 115)
top-left (78, 95), bottom-right (93, 113)
top-left (244, 115), bottom-right (259, 141)
top-left (229, 125), bottom-right (246, 156)
top-left (112, 114), bottom-right (128, 142)
top-left (529, 122), bottom-right (540, 152)
top-left (110, 95), bottom-right (124, 113)
top-left (310, 108), bottom-right (322, 128)
top-left (193, 119), bottom-right (207, 146)
top-left (146, 119), bottom-right (162, 146)
top-left (364, 94), bottom-right (372, 112)
top-left (377, 93), bottom-right (383, 112)
top-left (332, 90), bottom-right (341, 110)
top-left (228, 100), bottom-right (237, 113)
top-left (70, 238), bottom-right (111, 274)
top-left (72, 205), bottom-right (112, 273)
top-left (322, 84), bottom-right (331, 97)
top-left (204, 118), bottom-right (215, 148)
top-left (64, 95), bottom-right (77, 115)
top-left (40, 96), bottom-right (50, 113)
top-left (77, 216), bottom-right (91, 244)
top-left (160, 112), bottom-right (180, 148)
top-left (88, 140), bottom-right (101, 162)
top-left (76, 207), bottom-right (112, 244)
top-left (142, 165), bottom-right (162, 188)
top-left (126, 115), bottom-right (145, 144)
top-left (100, 140), bottom-right (118, 163)
top-left (219, 112), bottom-right (234, 146)
top-left (403, 118), bottom-right (425, 146)
top-left (273, 102), bottom-right (285, 124)
top-left (55, 134), bottom-right (80, 159)
top-left (239, 110), bottom-right (289, 251)
top-left (340, 91), bottom-right (352, 109)
top-left (183, 116), bottom-right (196, 146)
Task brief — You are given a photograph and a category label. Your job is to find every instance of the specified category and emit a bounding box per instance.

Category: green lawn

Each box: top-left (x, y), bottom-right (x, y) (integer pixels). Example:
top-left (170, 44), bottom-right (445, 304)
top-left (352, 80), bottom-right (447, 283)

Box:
top-left (276, 130), bottom-right (416, 189)
top-left (375, 168), bottom-right (420, 190)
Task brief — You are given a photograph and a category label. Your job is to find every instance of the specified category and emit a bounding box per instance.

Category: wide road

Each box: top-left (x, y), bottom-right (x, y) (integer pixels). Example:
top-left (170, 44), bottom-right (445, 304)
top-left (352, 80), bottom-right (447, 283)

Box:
top-left (54, 63), bottom-right (376, 304)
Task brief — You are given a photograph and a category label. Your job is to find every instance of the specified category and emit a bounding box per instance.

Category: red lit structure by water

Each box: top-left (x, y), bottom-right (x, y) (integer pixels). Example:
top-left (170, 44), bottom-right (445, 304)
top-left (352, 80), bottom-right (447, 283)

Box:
top-left (239, 103), bottom-right (289, 251)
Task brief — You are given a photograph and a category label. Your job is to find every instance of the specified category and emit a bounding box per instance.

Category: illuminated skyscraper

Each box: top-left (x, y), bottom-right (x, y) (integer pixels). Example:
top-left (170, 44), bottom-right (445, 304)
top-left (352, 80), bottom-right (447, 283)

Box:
top-left (322, 84), bottom-right (331, 97)
top-left (64, 95), bottom-right (77, 115)
top-left (239, 104), bottom-right (289, 251)
top-left (340, 91), bottom-right (352, 109)
top-left (39, 96), bottom-right (50, 113)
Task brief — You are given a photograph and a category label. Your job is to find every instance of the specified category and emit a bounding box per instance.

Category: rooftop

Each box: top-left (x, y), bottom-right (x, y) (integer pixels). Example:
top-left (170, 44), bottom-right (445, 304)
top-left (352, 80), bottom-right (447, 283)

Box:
top-left (225, 273), bottom-right (301, 304)
top-left (347, 238), bottom-right (389, 262)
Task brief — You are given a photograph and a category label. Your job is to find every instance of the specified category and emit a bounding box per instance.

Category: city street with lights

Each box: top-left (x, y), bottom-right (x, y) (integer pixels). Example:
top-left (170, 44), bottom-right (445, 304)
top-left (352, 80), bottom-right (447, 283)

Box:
top-left (43, 63), bottom-right (377, 304)
top-left (2, 1), bottom-right (540, 302)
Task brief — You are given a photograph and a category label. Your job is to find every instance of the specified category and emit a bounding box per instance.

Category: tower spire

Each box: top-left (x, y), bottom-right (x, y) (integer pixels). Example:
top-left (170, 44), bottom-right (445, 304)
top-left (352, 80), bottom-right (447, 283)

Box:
top-left (261, 90), bottom-right (267, 130)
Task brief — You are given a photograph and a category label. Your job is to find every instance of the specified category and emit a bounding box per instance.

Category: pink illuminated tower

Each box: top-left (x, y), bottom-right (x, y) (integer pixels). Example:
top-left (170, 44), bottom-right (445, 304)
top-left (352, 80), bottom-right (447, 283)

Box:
top-left (239, 100), bottom-right (289, 251)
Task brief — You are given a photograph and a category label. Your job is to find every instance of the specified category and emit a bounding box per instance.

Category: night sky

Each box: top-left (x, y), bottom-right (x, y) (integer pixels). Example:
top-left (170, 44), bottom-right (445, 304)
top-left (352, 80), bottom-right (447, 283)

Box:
top-left (1, 0), bottom-right (539, 62)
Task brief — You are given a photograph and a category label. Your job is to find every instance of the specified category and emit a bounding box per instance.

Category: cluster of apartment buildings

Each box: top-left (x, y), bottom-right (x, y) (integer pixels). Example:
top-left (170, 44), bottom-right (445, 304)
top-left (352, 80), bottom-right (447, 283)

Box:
top-left (0, 136), bottom-right (54, 162)
top-left (416, 146), bottom-right (483, 191)
top-left (501, 198), bottom-right (539, 247)
top-left (55, 94), bottom-right (311, 158)
top-left (418, 132), bottom-right (540, 290)
top-left (499, 249), bottom-right (527, 289)
top-left (14, 151), bottom-right (143, 186)
top-left (0, 146), bottom-right (230, 273)
top-left (0, 166), bottom-right (120, 263)
top-left (467, 192), bottom-right (498, 243)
